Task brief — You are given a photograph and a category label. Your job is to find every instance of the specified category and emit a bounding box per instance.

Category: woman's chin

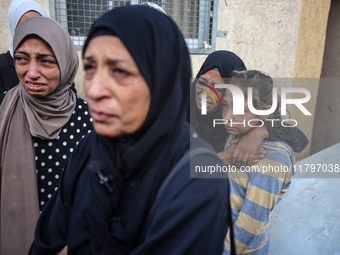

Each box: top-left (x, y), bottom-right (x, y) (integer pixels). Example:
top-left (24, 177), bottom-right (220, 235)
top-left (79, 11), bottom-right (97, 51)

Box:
top-left (93, 123), bottom-right (119, 137)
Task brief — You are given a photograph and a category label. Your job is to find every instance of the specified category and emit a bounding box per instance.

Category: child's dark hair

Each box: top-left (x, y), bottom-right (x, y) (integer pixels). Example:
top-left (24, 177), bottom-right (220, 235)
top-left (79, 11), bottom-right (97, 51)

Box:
top-left (229, 70), bottom-right (281, 120)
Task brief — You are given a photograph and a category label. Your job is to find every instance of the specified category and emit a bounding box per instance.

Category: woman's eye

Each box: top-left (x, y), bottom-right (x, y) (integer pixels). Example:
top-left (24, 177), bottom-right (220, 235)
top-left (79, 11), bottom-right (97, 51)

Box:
top-left (84, 64), bottom-right (94, 71)
top-left (15, 56), bottom-right (28, 63)
top-left (83, 64), bottom-right (96, 79)
top-left (197, 80), bottom-right (207, 87)
top-left (42, 59), bottom-right (56, 65)
top-left (114, 68), bottom-right (130, 76)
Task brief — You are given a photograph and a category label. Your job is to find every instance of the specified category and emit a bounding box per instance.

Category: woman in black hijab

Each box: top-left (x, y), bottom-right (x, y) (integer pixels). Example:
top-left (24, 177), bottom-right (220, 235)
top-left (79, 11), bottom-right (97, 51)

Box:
top-left (190, 50), bottom-right (247, 152)
top-left (190, 51), bottom-right (308, 166)
top-left (30, 6), bottom-right (229, 255)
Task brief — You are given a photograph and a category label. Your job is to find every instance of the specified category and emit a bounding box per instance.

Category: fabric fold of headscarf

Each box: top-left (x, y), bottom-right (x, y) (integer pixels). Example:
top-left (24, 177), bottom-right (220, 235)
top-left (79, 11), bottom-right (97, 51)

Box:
top-left (80, 6), bottom-right (191, 254)
top-left (189, 50), bottom-right (247, 152)
top-left (7, 0), bottom-right (47, 57)
top-left (0, 17), bottom-right (78, 255)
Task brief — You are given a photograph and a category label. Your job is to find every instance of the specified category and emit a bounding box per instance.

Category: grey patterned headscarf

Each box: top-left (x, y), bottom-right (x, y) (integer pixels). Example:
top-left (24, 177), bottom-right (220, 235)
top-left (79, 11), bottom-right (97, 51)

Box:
top-left (0, 17), bottom-right (78, 255)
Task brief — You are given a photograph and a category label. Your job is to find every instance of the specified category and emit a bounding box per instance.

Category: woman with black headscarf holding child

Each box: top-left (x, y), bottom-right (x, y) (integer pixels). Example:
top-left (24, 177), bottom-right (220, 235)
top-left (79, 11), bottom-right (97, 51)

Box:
top-left (191, 50), bottom-right (309, 167)
top-left (30, 5), bottom-right (229, 255)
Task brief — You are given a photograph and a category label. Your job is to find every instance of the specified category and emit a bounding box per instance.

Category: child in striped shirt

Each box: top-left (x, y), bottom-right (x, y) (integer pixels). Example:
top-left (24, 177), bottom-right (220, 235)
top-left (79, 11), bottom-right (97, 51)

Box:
top-left (222, 70), bottom-right (295, 255)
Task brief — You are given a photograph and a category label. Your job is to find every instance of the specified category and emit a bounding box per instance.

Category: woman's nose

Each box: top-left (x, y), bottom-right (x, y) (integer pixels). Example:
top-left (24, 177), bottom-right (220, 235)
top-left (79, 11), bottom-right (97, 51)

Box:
top-left (26, 61), bottom-right (40, 79)
top-left (85, 70), bottom-right (111, 100)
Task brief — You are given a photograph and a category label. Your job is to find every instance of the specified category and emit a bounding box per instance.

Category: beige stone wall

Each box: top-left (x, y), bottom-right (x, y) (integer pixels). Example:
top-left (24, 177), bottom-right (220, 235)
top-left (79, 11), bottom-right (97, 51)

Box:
top-left (291, 0), bottom-right (331, 159)
top-left (75, 51), bottom-right (86, 99)
top-left (311, 0), bottom-right (340, 154)
top-left (0, 1), bottom-right (10, 53)
top-left (192, 0), bottom-right (303, 78)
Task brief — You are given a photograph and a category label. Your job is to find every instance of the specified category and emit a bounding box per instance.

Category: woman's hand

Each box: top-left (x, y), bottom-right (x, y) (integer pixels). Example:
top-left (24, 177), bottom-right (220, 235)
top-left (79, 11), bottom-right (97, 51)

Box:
top-left (229, 126), bottom-right (269, 168)
top-left (58, 246), bottom-right (67, 255)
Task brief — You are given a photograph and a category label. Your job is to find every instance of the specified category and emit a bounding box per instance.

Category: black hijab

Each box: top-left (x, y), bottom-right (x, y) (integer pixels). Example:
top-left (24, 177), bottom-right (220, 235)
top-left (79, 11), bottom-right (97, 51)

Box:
top-left (190, 50), bottom-right (246, 152)
top-left (81, 6), bottom-right (191, 254)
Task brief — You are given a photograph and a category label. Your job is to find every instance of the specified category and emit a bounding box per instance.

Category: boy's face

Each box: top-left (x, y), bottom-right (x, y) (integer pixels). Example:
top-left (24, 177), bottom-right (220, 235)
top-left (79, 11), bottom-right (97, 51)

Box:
top-left (222, 87), bottom-right (261, 136)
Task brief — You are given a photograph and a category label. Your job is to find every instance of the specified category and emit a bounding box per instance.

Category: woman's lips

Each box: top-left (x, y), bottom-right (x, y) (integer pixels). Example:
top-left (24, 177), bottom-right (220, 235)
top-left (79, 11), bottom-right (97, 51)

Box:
top-left (90, 110), bottom-right (113, 122)
top-left (26, 82), bottom-right (45, 91)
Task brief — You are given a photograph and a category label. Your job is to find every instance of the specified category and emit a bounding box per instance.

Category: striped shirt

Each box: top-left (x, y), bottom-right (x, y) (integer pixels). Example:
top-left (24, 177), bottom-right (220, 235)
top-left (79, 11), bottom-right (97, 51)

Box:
top-left (224, 140), bottom-right (295, 255)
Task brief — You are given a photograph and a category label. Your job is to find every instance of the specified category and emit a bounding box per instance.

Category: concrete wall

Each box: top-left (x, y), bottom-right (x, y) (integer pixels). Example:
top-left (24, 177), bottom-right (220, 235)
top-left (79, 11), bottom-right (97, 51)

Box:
top-left (192, 0), bottom-right (303, 78)
top-left (0, 1), bottom-right (10, 53)
top-left (311, 0), bottom-right (340, 154)
top-left (291, 0), bottom-right (331, 159)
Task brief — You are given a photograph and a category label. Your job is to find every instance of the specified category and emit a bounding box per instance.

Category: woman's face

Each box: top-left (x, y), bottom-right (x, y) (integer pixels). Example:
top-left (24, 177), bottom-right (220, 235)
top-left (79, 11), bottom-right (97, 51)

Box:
top-left (222, 86), bottom-right (259, 136)
top-left (14, 37), bottom-right (60, 97)
top-left (83, 35), bottom-right (151, 137)
top-left (195, 69), bottom-right (224, 114)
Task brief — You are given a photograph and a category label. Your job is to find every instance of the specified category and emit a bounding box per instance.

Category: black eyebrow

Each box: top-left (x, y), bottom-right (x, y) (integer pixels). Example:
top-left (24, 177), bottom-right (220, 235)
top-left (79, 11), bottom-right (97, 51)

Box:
top-left (36, 54), bottom-right (55, 58)
top-left (198, 77), bottom-right (208, 83)
top-left (83, 56), bottom-right (94, 61)
top-left (15, 51), bottom-right (29, 56)
top-left (198, 76), bottom-right (220, 87)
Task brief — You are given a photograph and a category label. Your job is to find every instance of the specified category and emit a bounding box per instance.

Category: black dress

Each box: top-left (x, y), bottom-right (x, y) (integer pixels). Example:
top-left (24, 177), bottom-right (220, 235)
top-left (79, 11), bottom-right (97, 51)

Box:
top-left (29, 129), bottom-right (229, 255)
top-left (0, 51), bottom-right (19, 94)
top-left (0, 92), bottom-right (93, 211)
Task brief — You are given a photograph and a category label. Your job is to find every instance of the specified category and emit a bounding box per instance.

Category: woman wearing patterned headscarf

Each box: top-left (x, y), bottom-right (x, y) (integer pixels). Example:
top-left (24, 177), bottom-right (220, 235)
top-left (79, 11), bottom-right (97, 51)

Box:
top-left (0, 0), bottom-right (47, 93)
top-left (29, 6), bottom-right (229, 255)
top-left (0, 17), bottom-right (93, 254)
